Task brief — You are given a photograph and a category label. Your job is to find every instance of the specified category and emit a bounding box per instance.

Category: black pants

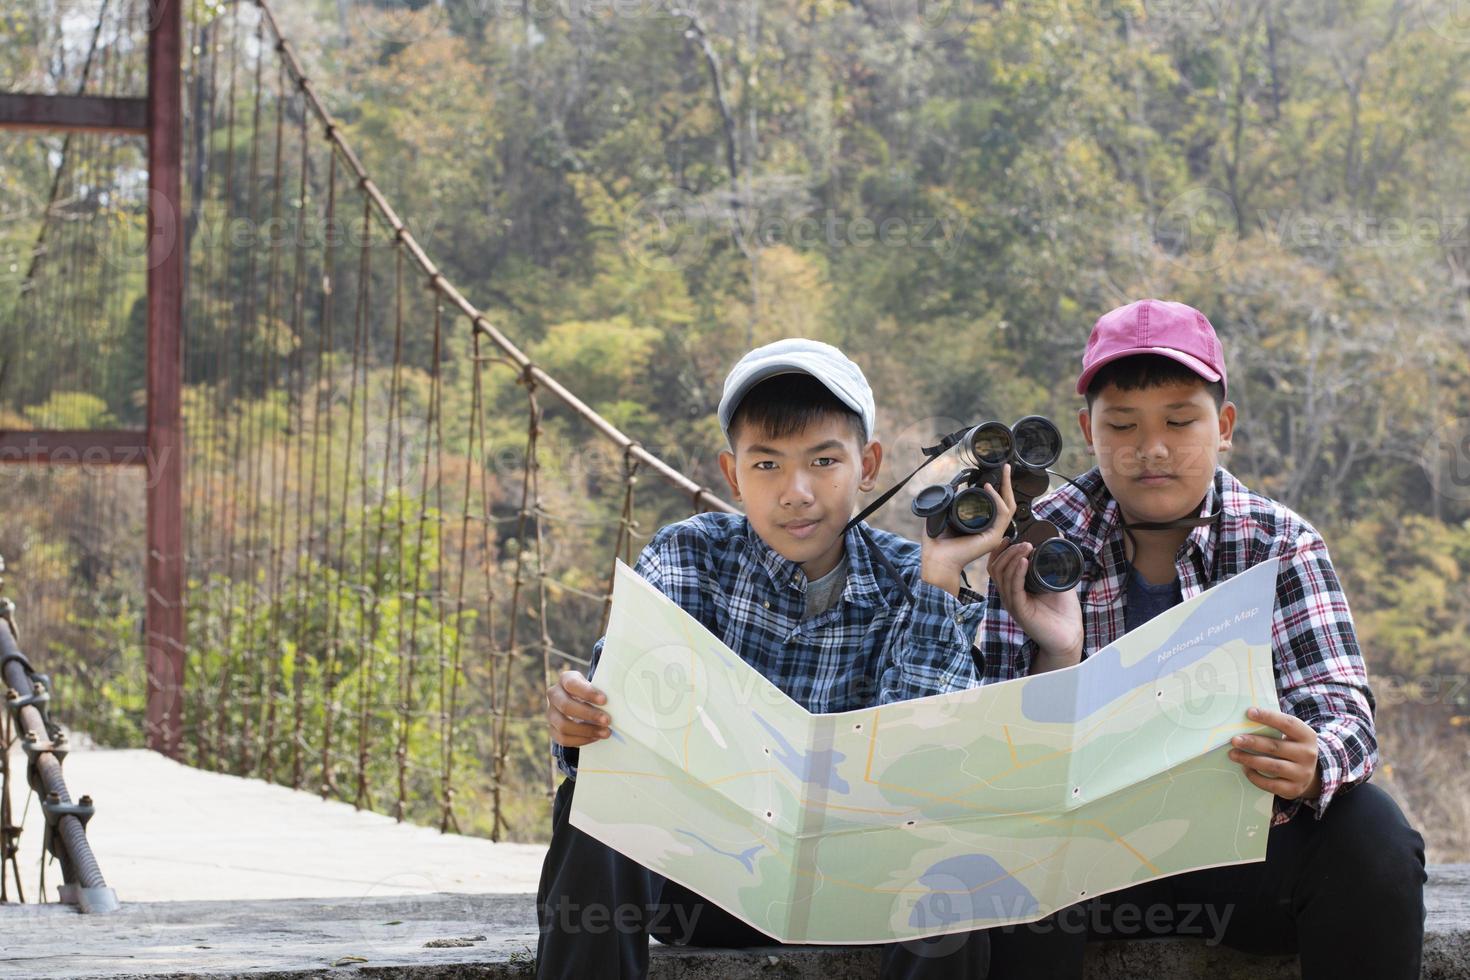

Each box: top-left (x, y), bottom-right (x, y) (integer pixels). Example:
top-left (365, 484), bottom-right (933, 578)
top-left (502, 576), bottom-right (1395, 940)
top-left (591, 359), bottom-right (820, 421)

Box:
top-left (534, 775), bottom-right (989, 979)
top-left (988, 781), bottom-right (1427, 980)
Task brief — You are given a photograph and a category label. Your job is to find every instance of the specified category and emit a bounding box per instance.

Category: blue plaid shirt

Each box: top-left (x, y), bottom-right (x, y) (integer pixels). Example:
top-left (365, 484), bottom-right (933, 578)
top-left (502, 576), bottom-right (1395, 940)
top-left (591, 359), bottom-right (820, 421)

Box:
top-left (555, 512), bottom-right (988, 778)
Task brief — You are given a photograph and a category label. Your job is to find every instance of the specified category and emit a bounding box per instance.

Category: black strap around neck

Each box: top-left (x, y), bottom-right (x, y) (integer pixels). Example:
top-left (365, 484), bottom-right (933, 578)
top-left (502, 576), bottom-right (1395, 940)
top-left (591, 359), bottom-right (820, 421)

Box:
top-left (843, 429), bottom-right (969, 536)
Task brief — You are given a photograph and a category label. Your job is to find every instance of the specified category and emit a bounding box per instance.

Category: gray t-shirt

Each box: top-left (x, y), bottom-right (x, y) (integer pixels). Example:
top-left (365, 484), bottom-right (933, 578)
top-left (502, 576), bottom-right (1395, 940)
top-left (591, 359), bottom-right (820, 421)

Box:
top-left (801, 558), bottom-right (849, 621)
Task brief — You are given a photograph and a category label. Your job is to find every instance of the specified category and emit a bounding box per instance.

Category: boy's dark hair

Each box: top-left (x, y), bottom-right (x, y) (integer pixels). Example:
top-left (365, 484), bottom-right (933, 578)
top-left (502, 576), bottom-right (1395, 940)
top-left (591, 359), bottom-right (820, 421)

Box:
top-left (728, 374), bottom-right (867, 446)
top-left (1084, 354), bottom-right (1226, 410)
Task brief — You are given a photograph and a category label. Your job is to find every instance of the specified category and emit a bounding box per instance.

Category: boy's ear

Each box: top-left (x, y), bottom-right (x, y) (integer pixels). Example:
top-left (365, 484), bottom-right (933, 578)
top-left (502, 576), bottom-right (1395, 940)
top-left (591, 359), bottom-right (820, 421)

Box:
top-left (858, 439), bottom-right (883, 492)
top-left (718, 449), bottom-right (742, 502)
top-left (1077, 408), bottom-right (1096, 455)
top-left (1218, 400), bottom-right (1237, 452)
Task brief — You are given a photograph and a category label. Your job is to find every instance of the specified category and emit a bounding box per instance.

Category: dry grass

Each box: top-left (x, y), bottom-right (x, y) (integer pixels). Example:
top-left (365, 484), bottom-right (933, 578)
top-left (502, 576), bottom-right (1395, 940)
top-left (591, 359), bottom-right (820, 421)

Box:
top-left (1373, 705), bottom-right (1470, 864)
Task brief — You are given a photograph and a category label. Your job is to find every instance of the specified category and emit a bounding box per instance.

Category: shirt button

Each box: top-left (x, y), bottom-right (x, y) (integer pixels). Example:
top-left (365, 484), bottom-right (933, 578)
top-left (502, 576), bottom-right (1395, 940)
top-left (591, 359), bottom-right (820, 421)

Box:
top-left (763, 600), bottom-right (771, 609)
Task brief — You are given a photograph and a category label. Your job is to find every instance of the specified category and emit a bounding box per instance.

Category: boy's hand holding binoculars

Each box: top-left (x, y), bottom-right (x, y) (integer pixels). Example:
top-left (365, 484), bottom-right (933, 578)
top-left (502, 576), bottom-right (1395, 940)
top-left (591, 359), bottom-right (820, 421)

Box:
top-left (990, 539), bottom-right (1085, 673)
top-left (919, 464), bottom-right (1018, 598)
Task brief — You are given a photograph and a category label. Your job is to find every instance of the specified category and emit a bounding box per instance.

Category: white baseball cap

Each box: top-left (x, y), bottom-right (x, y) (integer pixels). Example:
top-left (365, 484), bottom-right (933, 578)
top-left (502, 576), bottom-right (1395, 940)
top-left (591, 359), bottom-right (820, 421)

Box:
top-left (718, 338), bottom-right (876, 444)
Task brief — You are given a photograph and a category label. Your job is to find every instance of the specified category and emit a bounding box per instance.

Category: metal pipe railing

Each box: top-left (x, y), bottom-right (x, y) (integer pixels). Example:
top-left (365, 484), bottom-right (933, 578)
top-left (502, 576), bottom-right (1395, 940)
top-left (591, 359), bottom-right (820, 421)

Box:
top-left (0, 558), bottom-right (117, 913)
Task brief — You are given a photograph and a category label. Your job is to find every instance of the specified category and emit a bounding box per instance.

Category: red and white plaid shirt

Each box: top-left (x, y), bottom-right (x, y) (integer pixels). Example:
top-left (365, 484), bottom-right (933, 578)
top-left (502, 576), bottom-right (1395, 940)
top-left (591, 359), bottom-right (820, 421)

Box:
top-left (975, 465), bottom-right (1377, 825)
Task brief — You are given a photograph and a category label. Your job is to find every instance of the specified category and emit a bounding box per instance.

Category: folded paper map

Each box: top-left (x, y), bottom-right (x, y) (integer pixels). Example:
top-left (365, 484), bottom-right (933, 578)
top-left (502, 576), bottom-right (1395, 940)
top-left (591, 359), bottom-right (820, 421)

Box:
top-left (570, 557), bottom-right (1281, 943)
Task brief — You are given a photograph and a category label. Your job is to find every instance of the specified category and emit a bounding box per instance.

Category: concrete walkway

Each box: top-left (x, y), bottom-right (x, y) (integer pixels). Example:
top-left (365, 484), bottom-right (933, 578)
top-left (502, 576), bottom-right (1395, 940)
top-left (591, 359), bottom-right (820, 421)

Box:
top-left (4, 738), bottom-right (546, 902)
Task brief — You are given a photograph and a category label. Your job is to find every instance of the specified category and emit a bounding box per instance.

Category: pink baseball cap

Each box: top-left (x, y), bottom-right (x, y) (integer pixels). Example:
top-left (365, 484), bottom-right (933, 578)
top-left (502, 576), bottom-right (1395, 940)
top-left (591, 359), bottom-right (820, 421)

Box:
top-left (1076, 299), bottom-right (1227, 396)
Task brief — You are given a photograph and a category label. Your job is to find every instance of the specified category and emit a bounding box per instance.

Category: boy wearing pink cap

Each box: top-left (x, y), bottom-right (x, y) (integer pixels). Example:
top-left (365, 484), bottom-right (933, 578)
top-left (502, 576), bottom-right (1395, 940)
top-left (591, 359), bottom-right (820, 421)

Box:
top-left (978, 299), bottom-right (1427, 979)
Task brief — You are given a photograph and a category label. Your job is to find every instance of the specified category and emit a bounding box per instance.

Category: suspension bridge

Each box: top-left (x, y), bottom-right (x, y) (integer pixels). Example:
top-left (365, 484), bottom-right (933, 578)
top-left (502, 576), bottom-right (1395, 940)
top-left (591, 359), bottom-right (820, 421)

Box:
top-left (3, 0), bottom-right (736, 933)
top-left (3, 0), bottom-right (733, 877)
top-left (0, 1), bottom-right (1465, 976)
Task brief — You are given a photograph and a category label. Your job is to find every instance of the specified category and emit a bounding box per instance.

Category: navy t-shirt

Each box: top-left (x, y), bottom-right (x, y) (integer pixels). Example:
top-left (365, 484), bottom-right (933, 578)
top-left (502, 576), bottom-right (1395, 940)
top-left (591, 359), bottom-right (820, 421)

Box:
top-left (1124, 564), bottom-right (1183, 632)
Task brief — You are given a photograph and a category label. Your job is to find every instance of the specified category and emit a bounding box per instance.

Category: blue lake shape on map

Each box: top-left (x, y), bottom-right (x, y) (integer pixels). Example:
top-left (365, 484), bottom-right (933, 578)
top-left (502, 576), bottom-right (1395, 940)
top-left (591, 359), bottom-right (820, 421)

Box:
top-left (754, 713), bottom-right (849, 793)
top-left (908, 853), bottom-right (1040, 927)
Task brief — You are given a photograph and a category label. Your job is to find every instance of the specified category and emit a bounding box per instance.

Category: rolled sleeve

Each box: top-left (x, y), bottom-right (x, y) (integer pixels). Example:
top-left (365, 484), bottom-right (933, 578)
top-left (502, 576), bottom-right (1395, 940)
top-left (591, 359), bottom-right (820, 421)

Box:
top-left (552, 637), bottom-right (606, 780)
top-left (972, 580), bottom-right (1039, 684)
top-left (1269, 530), bottom-right (1378, 822)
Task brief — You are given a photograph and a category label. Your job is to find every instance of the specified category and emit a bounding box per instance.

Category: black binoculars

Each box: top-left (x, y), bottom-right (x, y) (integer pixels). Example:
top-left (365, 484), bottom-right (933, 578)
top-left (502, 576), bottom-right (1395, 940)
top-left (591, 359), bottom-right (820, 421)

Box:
top-left (910, 416), bottom-right (1085, 594)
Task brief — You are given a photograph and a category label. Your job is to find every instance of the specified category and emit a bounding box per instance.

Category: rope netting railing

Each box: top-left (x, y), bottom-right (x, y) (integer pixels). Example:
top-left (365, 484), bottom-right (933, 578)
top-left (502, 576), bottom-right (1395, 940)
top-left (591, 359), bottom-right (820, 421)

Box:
top-left (170, 0), bottom-right (735, 841)
top-left (2, 0), bottom-right (151, 430)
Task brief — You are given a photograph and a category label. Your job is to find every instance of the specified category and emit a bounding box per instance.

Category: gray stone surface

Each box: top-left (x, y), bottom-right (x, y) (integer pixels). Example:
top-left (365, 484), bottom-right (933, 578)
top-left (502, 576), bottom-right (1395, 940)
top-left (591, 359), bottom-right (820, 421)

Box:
top-left (1, 866), bottom-right (1465, 979)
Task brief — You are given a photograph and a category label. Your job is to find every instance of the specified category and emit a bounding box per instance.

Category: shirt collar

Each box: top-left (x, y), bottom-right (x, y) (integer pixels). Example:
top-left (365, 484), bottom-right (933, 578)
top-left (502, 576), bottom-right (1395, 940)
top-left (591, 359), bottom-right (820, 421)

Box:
top-left (1061, 466), bottom-right (1229, 576)
top-left (741, 517), bottom-right (882, 608)
top-left (1187, 471), bottom-right (1226, 575)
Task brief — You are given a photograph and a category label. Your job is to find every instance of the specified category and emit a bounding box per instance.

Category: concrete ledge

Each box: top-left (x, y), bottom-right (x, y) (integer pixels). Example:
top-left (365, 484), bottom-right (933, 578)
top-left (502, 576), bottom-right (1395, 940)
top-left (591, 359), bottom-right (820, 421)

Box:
top-left (2, 865), bottom-right (1465, 979)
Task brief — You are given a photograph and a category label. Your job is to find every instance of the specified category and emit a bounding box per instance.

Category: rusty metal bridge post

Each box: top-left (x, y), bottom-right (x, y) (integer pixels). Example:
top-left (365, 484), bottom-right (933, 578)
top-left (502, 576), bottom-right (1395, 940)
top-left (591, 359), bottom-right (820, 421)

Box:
top-left (0, 0), bottom-right (188, 759)
top-left (144, 0), bottom-right (187, 760)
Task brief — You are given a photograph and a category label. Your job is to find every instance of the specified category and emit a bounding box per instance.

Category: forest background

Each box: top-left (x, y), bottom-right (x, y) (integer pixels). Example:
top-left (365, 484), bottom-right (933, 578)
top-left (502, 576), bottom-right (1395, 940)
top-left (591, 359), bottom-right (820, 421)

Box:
top-left (2, 0), bottom-right (1469, 859)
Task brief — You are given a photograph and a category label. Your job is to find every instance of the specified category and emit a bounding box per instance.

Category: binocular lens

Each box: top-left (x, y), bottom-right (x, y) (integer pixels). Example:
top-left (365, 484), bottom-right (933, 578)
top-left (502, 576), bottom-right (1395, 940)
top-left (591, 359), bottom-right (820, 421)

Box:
top-left (1029, 538), bottom-right (1084, 592)
top-left (1012, 416), bottom-right (1062, 469)
top-left (968, 423), bottom-right (1013, 466)
top-left (912, 484), bottom-right (952, 517)
top-left (951, 489), bottom-right (996, 531)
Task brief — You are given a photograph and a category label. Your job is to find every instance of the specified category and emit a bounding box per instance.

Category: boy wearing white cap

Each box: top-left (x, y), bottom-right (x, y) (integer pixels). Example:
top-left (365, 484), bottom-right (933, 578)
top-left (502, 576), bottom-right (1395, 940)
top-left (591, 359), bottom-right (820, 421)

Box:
top-left (536, 339), bottom-right (1015, 979)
